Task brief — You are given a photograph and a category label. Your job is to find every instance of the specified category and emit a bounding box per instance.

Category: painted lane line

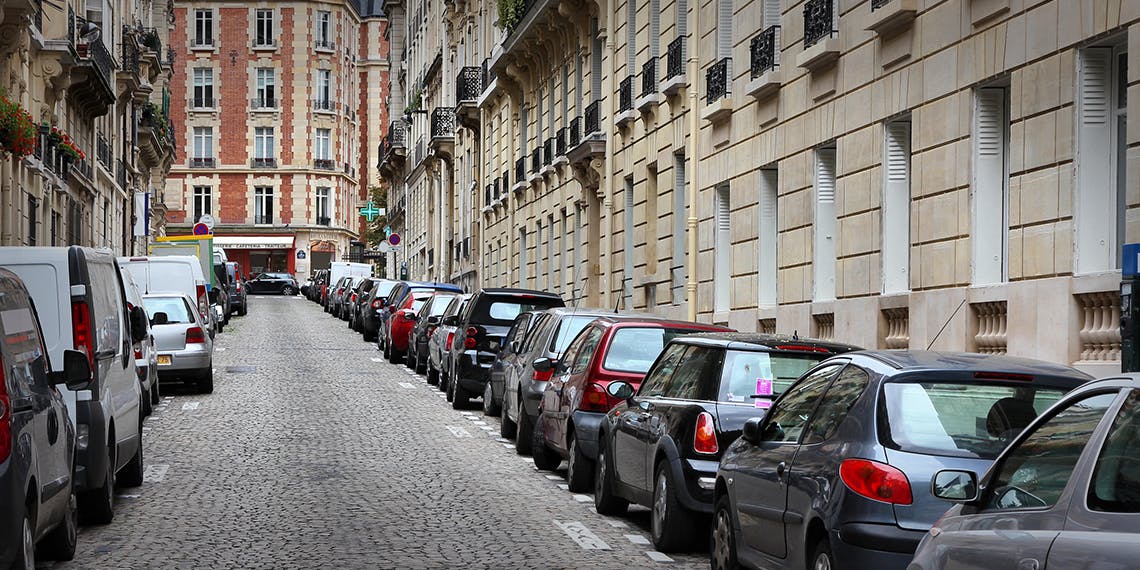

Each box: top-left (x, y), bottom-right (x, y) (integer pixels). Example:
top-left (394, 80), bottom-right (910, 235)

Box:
top-left (370, 357), bottom-right (384, 363)
top-left (215, 347), bottom-right (227, 352)
top-left (553, 520), bottom-right (610, 551)
top-left (163, 396), bottom-right (174, 401)
top-left (557, 484), bottom-right (569, 490)
top-left (446, 426), bottom-right (473, 438)
top-left (544, 474), bottom-right (562, 480)
top-left (143, 464), bottom-right (169, 483)
top-left (471, 420), bottom-right (488, 426)
top-left (115, 494), bottom-right (140, 499)
top-left (479, 426), bottom-right (494, 431)
top-left (496, 438), bottom-right (511, 443)
top-left (398, 382), bottom-right (416, 389)
top-left (572, 494), bottom-right (592, 503)
top-left (607, 521), bottom-right (629, 528)
top-left (645, 551), bottom-right (674, 563)
top-left (459, 411), bottom-right (474, 416)
top-left (502, 443), bottom-right (515, 449)
top-left (624, 534), bottom-right (651, 546)
top-left (181, 401), bottom-right (200, 411)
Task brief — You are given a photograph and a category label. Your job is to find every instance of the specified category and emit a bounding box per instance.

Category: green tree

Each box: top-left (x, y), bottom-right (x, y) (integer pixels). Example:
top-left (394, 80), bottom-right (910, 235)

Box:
top-left (365, 185), bottom-right (388, 247)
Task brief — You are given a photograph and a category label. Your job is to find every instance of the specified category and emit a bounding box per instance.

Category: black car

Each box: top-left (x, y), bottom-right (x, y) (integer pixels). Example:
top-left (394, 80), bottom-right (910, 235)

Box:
top-left (358, 279), bottom-right (401, 342)
top-left (224, 262), bottom-right (247, 316)
top-left (308, 269), bottom-right (329, 302)
top-left (247, 272), bottom-right (299, 295)
top-left (407, 292), bottom-right (460, 374)
top-left (445, 288), bottom-right (565, 410)
top-left (351, 278), bottom-right (398, 333)
top-left (595, 333), bottom-right (859, 552)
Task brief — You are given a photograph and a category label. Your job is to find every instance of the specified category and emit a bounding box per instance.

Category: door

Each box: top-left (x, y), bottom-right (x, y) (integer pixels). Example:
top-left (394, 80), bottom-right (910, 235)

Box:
top-left (733, 363), bottom-right (844, 559)
top-left (643, 345), bottom-right (722, 485)
top-left (616, 343), bottom-right (686, 491)
top-left (493, 314), bottom-right (531, 400)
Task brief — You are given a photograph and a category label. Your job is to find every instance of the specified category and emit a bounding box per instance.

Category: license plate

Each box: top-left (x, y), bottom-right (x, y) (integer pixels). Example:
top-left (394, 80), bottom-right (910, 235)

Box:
top-left (157, 354), bottom-right (172, 366)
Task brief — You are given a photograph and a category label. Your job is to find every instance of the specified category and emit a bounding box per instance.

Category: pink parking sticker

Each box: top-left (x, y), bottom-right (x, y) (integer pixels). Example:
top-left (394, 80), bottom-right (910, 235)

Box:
top-left (755, 378), bottom-right (773, 409)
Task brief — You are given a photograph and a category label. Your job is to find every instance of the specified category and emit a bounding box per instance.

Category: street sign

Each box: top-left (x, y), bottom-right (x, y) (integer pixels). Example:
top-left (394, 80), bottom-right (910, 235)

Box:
top-left (192, 222), bottom-right (210, 236)
top-left (198, 214), bottom-right (215, 231)
top-left (388, 233), bottom-right (401, 246)
top-left (377, 242), bottom-right (395, 253)
top-left (359, 202), bottom-right (382, 221)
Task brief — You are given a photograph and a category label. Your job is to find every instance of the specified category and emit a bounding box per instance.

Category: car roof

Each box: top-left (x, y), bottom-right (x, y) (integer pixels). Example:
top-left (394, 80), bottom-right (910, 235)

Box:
top-left (477, 287), bottom-right (563, 299)
top-left (586, 314), bottom-right (734, 330)
top-left (539, 307), bottom-right (640, 319)
top-left (850, 350), bottom-right (1094, 379)
top-left (674, 331), bottom-right (862, 353)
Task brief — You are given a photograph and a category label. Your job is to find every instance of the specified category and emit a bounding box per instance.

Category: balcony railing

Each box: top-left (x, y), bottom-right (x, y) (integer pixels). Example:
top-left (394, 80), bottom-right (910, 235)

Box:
top-left (514, 156), bottom-right (525, 184)
top-left (481, 58), bottom-right (496, 92)
top-left (584, 101), bottom-right (600, 135)
top-left (139, 28), bottom-right (162, 54)
top-left (430, 107), bottom-right (455, 139)
top-left (619, 75), bottom-right (634, 112)
top-left (666, 37), bottom-right (684, 80)
top-left (251, 157), bottom-right (277, 168)
top-left (96, 132), bottom-right (112, 170)
top-left (253, 37), bottom-right (276, 48)
top-left (251, 96), bottom-right (277, 109)
top-left (121, 41), bottom-right (140, 74)
top-left (83, 38), bottom-right (116, 90)
top-left (115, 159), bottom-right (126, 190)
top-left (501, 170), bottom-right (509, 193)
top-left (254, 214), bottom-right (273, 224)
top-left (485, 183), bottom-right (494, 207)
top-left (569, 117), bottom-right (581, 148)
top-left (556, 127), bottom-right (567, 156)
top-left (456, 66), bottom-right (482, 103)
top-left (189, 157), bottom-right (216, 168)
top-left (312, 99), bottom-right (336, 112)
top-left (531, 147), bottom-right (541, 173)
top-left (804, 0), bottom-right (837, 48)
top-left (871, 0), bottom-right (892, 11)
top-left (191, 96), bottom-right (216, 109)
top-left (750, 26), bottom-right (780, 78)
top-left (641, 60), bottom-right (657, 97)
top-left (314, 158), bottom-right (335, 170)
top-left (542, 138), bottom-right (553, 166)
top-left (314, 38), bottom-right (335, 50)
top-left (316, 216), bottom-right (331, 226)
top-left (707, 58), bottom-right (731, 103)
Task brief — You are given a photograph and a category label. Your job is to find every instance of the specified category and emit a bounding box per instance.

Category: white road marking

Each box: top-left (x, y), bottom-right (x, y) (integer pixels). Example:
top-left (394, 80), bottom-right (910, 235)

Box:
top-left (557, 484), bottom-right (569, 490)
top-left (143, 464), bottom-right (169, 483)
top-left (502, 443), bottom-right (515, 449)
top-left (471, 420), bottom-right (488, 426)
top-left (572, 494), bottom-right (591, 503)
top-left (398, 382), bottom-right (416, 389)
top-left (645, 551), bottom-right (674, 563)
top-left (370, 357), bottom-right (384, 363)
top-left (445, 426), bottom-right (473, 438)
top-left (215, 347), bottom-right (227, 352)
top-left (553, 520), bottom-right (610, 550)
top-left (496, 438), bottom-right (511, 443)
top-left (182, 401), bottom-right (200, 411)
top-left (141, 426), bottom-right (152, 431)
top-left (479, 426), bottom-right (494, 431)
top-left (545, 474), bottom-right (562, 480)
top-left (163, 396), bottom-right (174, 401)
top-left (115, 494), bottom-right (140, 499)
top-left (459, 411), bottom-right (474, 416)
top-left (607, 521), bottom-right (629, 528)
top-left (625, 534), bottom-right (651, 545)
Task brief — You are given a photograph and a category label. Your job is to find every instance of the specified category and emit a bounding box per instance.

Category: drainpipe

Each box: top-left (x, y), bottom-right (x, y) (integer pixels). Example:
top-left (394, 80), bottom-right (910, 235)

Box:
top-left (602, 0), bottom-right (615, 310)
top-left (685, 0), bottom-right (699, 321)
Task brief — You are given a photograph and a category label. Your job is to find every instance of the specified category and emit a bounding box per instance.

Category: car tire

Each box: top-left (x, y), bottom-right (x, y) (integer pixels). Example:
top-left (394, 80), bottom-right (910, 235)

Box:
top-left (499, 400), bottom-right (517, 439)
top-left (452, 382), bottom-right (470, 410)
top-left (238, 304), bottom-right (247, 316)
top-left (150, 377), bottom-right (161, 405)
top-left (79, 446), bottom-right (114, 525)
top-left (281, 286), bottom-right (295, 296)
top-left (389, 348), bottom-right (403, 364)
top-left (594, 440), bottom-right (629, 516)
top-left (650, 461), bottom-right (695, 552)
top-left (37, 488), bottom-right (77, 561)
top-left (197, 367), bottom-right (214, 394)
top-left (711, 495), bottom-right (741, 570)
top-left (141, 387), bottom-right (153, 417)
top-left (566, 432), bottom-right (595, 492)
top-left (415, 352), bottom-right (428, 375)
top-left (810, 536), bottom-right (834, 570)
top-left (482, 382), bottom-right (501, 417)
top-left (426, 361), bottom-right (440, 385)
top-left (15, 509), bottom-right (34, 569)
top-left (445, 374), bottom-right (455, 402)
top-left (514, 405), bottom-right (533, 455)
top-left (531, 414), bottom-right (561, 471)
top-left (118, 435), bottom-right (144, 488)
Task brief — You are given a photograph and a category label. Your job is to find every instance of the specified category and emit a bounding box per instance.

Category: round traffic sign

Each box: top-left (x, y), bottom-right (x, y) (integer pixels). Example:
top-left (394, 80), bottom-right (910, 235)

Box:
top-left (192, 222), bottom-right (210, 236)
top-left (388, 233), bottom-right (401, 246)
top-left (198, 214), bottom-right (215, 230)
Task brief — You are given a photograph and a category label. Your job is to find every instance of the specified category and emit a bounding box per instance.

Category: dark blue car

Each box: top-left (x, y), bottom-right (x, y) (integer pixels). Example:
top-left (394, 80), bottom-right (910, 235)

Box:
top-left (711, 351), bottom-right (1093, 570)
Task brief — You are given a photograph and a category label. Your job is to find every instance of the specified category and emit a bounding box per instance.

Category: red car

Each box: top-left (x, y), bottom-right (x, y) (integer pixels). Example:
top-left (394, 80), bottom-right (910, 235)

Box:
top-left (532, 315), bottom-right (732, 490)
top-left (386, 291), bottom-right (436, 362)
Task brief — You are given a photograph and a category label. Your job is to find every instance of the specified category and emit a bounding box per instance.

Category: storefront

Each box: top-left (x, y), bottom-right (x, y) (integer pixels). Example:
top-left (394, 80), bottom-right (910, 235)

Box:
top-left (213, 235), bottom-right (296, 279)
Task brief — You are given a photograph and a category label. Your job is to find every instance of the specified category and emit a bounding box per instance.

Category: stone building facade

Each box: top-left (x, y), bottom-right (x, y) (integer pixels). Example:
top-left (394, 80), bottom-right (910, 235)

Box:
top-left (384, 0), bottom-right (1137, 374)
top-left (166, 0), bottom-right (388, 280)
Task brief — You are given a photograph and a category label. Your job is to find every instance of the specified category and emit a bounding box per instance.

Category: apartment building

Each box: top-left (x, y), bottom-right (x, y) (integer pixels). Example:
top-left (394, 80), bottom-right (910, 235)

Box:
top-left (0, 0), bottom-right (175, 252)
top-left (385, 0), bottom-right (1137, 374)
top-left (167, 0), bottom-right (389, 280)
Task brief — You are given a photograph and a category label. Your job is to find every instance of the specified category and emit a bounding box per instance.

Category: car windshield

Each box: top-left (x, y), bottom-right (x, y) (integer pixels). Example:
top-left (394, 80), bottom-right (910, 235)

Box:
top-left (602, 327), bottom-right (707, 374)
top-left (717, 350), bottom-right (831, 404)
top-left (374, 281), bottom-right (397, 298)
top-left (475, 297), bottom-right (564, 326)
top-left (143, 297), bottom-right (193, 324)
top-left (427, 297), bottom-right (455, 317)
top-left (882, 381), bottom-right (1066, 459)
top-left (550, 315), bottom-right (601, 354)
top-left (411, 296), bottom-right (432, 312)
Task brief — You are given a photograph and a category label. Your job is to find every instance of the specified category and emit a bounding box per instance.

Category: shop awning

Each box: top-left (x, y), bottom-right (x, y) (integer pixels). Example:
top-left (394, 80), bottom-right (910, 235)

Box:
top-left (213, 236), bottom-right (295, 250)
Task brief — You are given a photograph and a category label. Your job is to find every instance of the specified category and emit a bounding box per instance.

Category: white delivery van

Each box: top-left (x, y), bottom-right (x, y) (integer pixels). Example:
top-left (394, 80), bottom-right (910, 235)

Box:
top-left (327, 262), bottom-right (372, 292)
top-left (118, 256), bottom-right (216, 336)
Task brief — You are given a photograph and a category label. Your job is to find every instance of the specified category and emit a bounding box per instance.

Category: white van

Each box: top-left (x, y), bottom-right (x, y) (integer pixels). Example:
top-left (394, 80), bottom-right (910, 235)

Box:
top-left (0, 246), bottom-right (147, 524)
top-left (327, 262), bottom-right (372, 294)
top-left (118, 255), bottom-right (216, 336)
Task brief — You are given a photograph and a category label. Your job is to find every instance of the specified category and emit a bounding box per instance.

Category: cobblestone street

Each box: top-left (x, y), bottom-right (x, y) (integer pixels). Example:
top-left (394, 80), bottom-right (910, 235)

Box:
top-left (52, 295), bottom-right (707, 569)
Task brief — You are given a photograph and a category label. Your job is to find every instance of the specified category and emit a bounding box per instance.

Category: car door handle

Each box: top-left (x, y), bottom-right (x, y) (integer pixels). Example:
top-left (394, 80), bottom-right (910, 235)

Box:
top-left (776, 462), bottom-right (787, 478)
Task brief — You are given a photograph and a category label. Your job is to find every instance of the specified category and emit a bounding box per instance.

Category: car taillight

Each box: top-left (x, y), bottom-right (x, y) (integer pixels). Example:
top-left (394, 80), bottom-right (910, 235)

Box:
top-left (578, 382), bottom-right (614, 413)
top-left (693, 412), bottom-right (719, 455)
top-left (185, 327), bottom-right (207, 344)
top-left (839, 459), bottom-right (913, 505)
top-left (464, 337), bottom-right (476, 349)
top-left (351, 293), bottom-right (357, 302)
top-left (465, 327), bottom-right (479, 337)
top-left (446, 332), bottom-right (455, 350)
top-left (532, 368), bottom-right (554, 382)
top-left (71, 300), bottom-right (95, 375)
top-left (0, 361), bottom-right (10, 462)
top-left (134, 348), bottom-right (143, 359)
top-left (196, 284), bottom-right (208, 319)
top-left (372, 299), bottom-right (383, 309)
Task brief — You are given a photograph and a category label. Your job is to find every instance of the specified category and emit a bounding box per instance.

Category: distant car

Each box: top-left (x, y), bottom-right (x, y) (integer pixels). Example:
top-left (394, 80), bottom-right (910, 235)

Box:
top-left (247, 272), bottom-right (299, 295)
top-left (0, 268), bottom-right (91, 568)
top-left (345, 277), bottom-right (383, 326)
top-left (711, 351), bottom-right (1094, 570)
top-left (225, 262), bottom-right (247, 316)
top-left (357, 279), bottom-right (401, 342)
top-left (378, 282), bottom-right (463, 358)
top-left (531, 316), bottom-right (732, 489)
top-left (143, 293), bottom-right (215, 394)
top-left (908, 374), bottom-right (1140, 570)
top-left (384, 291), bottom-right (437, 364)
top-left (596, 333), bottom-right (859, 551)
top-left (427, 294), bottom-right (470, 389)
top-left (407, 292), bottom-right (460, 374)
top-left (325, 276), bottom-right (353, 314)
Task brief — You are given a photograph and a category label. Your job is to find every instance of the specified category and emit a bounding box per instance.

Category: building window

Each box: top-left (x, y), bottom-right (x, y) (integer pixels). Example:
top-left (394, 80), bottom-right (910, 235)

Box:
top-left (814, 144), bottom-right (837, 301)
top-left (26, 195), bottom-right (37, 246)
top-left (315, 11), bottom-right (333, 49)
top-left (192, 68), bottom-right (213, 108)
top-left (1076, 44), bottom-right (1128, 274)
top-left (193, 186), bottom-right (211, 222)
top-left (254, 186), bottom-right (274, 224)
top-left (316, 187), bottom-right (330, 225)
top-left (193, 9), bottom-right (213, 46)
top-left (536, 221), bottom-right (545, 290)
top-left (316, 69), bottom-right (332, 107)
top-left (255, 68), bottom-right (275, 107)
top-left (519, 228), bottom-right (529, 287)
top-left (549, 214), bottom-right (558, 292)
top-left (714, 183), bottom-right (731, 312)
top-left (51, 212), bottom-right (60, 246)
top-left (314, 128), bottom-right (331, 164)
top-left (972, 86), bottom-right (1009, 285)
top-left (192, 127), bottom-right (213, 160)
top-left (253, 127), bottom-right (275, 167)
top-left (717, 0), bottom-right (733, 59)
top-left (624, 177), bottom-right (635, 308)
top-left (254, 9), bottom-right (274, 47)
top-left (882, 119), bottom-right (911, 294)
top-left (758, 167), bottom-right (778, 307)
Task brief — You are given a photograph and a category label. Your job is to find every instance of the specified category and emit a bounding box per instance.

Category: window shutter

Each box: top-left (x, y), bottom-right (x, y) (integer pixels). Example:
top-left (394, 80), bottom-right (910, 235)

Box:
top-left (591, 19), bottom-right (603, 98)
top-left (715, 184), bottom-right (731, 311)
top-left (561, 64), bottom-right (569, 124)
top-left (759, 168), bottom-right (778, 306)
top-left (717, 0), bottom-right (733, 60)
top-left (1076, 47), bottom-right (1115, 273)
top-left (676, 0), bottom-right (687, 41)
top-left (972, 87), bottom-right (1008, 285)
top-left (627, 0), bottom-right (637, 70)
top-left (882, 121), bottom-right (911, 294)
top-left (650, 0), bottom-right (661, 58)
top-left (814, 147), bottom-right (836, 300)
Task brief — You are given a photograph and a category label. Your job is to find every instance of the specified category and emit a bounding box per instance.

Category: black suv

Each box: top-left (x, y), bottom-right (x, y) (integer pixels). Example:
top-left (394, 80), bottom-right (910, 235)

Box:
top-left (445, 288), bottom-right (565, 409)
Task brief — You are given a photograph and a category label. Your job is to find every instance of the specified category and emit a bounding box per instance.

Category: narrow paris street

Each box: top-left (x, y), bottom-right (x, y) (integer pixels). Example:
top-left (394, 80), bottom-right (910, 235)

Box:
top-left (53, 295), bottom-right (706, 569)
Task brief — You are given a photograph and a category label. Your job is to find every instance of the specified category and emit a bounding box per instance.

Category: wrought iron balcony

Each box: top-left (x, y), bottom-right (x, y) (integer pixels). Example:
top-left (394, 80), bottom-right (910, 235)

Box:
top-left (515, 156), bottom-right (525, 184)
top-left (139, 28), bottom-right (162, 54)
top-left (191, 96), bottom-right (216, 109)
top-left (116, 159), bottom-right (126, 190)
top-left (314, 38), bottom-right (336, 50)
top-left (501, 170), bottom-right (509, 193)
top-left (386, 121), bottom-right (406, 149)
top-left (871, 0), bottom-right (891, 10)
top-left (121, 41), bottom-right (140, 74)
top-left (251, 96), bottom-right (277, 109)
top-left (543, 138), bottom-right (553, 166)
top-left (706, 58), bottom-right (731, 103)
top-left (254, 214), bottom-right (273, 225)
top-left (312, 99), bottom-right (336, 112)
top-left (584, 101), bottom-right (600, 135)
top-left (430, 107), bottom-right (455, 139)
top-left (192, 36), bottom-right (214, 48)
top-left (619, 75), bottom-right (634, 112)
top-left (666, 37), bottom-right (684, 79)
top-left (190, 157), bottom-right (216, 168)
top-left (254, 37), bottom-right (276, 48)
top-left (316, 216), bottom-right (331, 226)
top-left (314, 158), bottom-right (335, 170)
top-left (456, 66), bottom-right (482, 103)
top-left (804, 0), bottom-right (837, 48)
top-left (96, 132), bottom-right (112, 170)
top-left (485, 183), bottom-right (494, 207)
top-left (641, 60), bottom-right (657, 97)
top-left (531, 147), bottom-right (541, 173)
top-left (556, 127), bottom-right (567, 156)
top-left (73, 38), bottom-right (117, 109)
top-left (481, 58), bottom-right (496, 92)
top-left (569, 117), bottom-right (581, 148)
top-left (251, 157), bottom-right (277, 168)
top-left (750, 26), bottom-right (780, 79)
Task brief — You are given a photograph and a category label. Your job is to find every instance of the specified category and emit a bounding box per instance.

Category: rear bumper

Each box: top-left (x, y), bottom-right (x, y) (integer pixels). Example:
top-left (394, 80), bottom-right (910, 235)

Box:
top-left (675, 457), bottom-right (719, 514)
top-left (831, 522), bottom-right (926, 569)
top-left (156, 347), bottom-right (212, 372)
top-left (569, 410), bottom-right (605, 460)
top-left (456, 351), bottom-right (495, 392)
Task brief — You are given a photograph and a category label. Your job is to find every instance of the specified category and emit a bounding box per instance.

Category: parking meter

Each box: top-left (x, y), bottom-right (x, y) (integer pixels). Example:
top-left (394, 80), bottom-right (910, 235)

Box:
top-left (1122, 276), bottom-right (1140, 373)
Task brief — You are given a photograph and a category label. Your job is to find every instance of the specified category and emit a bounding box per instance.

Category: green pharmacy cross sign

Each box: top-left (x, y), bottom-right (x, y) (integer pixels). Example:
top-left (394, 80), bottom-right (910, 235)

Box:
top-left (359, 202), bottom-right (382, 222)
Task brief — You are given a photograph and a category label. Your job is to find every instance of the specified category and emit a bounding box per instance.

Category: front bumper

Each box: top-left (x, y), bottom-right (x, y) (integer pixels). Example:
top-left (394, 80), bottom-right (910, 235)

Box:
top-left (456, 350), bottom-right (495, 393)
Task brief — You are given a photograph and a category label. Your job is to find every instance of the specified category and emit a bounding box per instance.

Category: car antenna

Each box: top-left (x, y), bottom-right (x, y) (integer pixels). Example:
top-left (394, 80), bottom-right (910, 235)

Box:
top-left (926, 297), bottom-right (967, 350)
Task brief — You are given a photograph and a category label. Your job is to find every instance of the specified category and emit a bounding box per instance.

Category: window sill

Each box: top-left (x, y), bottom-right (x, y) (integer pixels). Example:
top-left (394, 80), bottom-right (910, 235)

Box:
top-left (251, 44), bottom-right (278, 52)
top-left (796, 37), bottom-right (841, 71)
top-left (189, 44), bottom-right (216, 52)
top-left (865, 0), bottom-right (917, 35)
top-left (746, 69), bottom-right (782, 99)
top-left (701, 97), bottom-right (734, 123)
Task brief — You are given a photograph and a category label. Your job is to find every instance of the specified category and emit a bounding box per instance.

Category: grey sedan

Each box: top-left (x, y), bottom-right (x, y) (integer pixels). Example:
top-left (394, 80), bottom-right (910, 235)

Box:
top-left (143, 293), bottom-right (214, 394)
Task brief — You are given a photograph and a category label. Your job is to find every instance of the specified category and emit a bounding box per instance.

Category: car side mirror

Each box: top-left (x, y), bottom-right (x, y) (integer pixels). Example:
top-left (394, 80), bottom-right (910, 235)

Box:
top-left (403, 312), bottom-right (418, 321)
top-left (427, 315), bottom-right (442, 325)
top-left (509, 340), bottom-right (522, 353)
top-left (532, 357), bottom-right (555, 372)
top-left (129, 305), bottom-right (148, 343)
top-left (606, 380), bottom-right (635, 400)
top-left (741, 417), bottom-right (765, 445)
top-left (52, 349), bottom-right (92, 391)
top-left (932, 469), bottom-right (980, 502)
top-left (151, 311), bottom-right (169, 326)
top-left (442, 316), bottom-right (458, 327)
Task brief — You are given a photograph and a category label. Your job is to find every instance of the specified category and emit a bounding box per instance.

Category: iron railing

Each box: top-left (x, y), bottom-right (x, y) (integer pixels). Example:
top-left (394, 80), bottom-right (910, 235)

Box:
top-left (254, 214), bottom-right (273, 224)
top-left (139, 28), bottom-right (162, 53)
top-left (556, 127), bottom-right (567, 156)
top-left (314, 159), bottom-right (335, 170)
top-left (584, 101), bottom-right (600, 135)
top-left (192, 34), bottom-right (214, 48)
top-left (456, 66), bottom-right (482, 102)
top-left (121, 38), bottom-right (140, 74)
top-left (707, 58), bottom-right (731, 103)
top-left (804, 0), bottom-right (837, 48)
top-left (619, 75), bottom-right (634, 112)
top-left (531, 147), bottom-right (541, 173)
top-left (115, 159), bottom-right (126, 190)
top-left (514, 156), bottom-right (525, 184)
top-left (85, 38), bottom-right (116, 90)
top-left (493, 177), bottom-right (501, 199)
top-left (430, 107), bottom-right (455, 139)
top-left (543, 138), bottom-right (553, 166)
top-left (312, 99), bottom-right (336, 112)
top-left (485, 183), bottom-right (494, 206)
top-left (871, 0), bottom-right (892, 10)
top-left (189, 157), bottom-right (216, 168)
top-left (481, 58), bottom-right (496, 92)
top-left (191, 96), bottom-right (215, 108)
top-left (251, 158), bottom-right (277, 168)
top-left (96, 133), bottom-right (112, 170)
top-left (641, 60), bottom-right (657, 97)
top-left (316, 216), bottom-right (331, 226)
top-left (314, 38), bottom-right (335, 50)
top-left (251, 96), bottom-right (277, 109)
top-left (569, 117), bottom-right (581, 148)
top-left (67, 6), bottom-right (76, 47)
top-left (666, 37), bottom-right (684, 79)
top-left (750, 26), bottom-right (779, 78)
top-left (501, 170), bottom-right (509, 193)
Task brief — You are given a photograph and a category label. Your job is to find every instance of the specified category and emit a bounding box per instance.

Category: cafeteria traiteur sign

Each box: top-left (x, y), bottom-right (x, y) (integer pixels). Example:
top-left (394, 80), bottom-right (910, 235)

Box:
top-left (212, 236), bottom-right (296, 250)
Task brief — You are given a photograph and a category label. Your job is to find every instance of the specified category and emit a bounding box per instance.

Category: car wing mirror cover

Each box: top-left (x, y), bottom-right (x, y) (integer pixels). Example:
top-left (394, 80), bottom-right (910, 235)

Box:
top-left (606, 380), bottom-right (635, 400)
top-left (931, 469), bottom-right (980, 503)
top-left (741, 417), bottom-right (766, 445)
top-left (532, 357), bottom-right (554, 372)
top-left (55, 349), bottom-right (92, 391)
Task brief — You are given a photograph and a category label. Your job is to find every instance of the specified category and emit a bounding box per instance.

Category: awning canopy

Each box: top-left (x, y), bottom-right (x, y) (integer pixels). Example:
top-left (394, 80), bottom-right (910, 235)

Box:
top-left (213, 235), bottom-right (295, 250)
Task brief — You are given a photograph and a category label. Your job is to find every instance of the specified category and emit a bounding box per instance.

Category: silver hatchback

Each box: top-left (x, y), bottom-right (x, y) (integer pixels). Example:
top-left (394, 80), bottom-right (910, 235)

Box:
top-left (143, 293), bottom-right (214, 394)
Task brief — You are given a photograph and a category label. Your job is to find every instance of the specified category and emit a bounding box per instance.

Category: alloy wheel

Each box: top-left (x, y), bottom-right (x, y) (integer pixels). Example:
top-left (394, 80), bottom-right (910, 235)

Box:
top-left (814, 552), bottom-right (832, 570)
top-left (652, 471), bottom-right (668, 540)
top-left (19, 514), bottom-right (34, 570)
top-left (712, 505), bottom-right (734, 570)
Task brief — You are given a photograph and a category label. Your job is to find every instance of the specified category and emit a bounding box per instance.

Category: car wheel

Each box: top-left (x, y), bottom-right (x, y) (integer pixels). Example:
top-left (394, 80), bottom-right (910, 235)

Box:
top-left (514, 405), bottom-right (533, 455)
top-left (37, 488), bottom-right (77, 561)
top-left (452, 381), bottom-right (470, 409)
top-left (141, 387), bottom-right (153, 417)
top-left (238, 304), bottom-right (247, 316)
top-left (281, 285), bottom-right (295, 296)
top-left (389, 347), bottom-right (403, 364)
top-left (415, 352), bottom-right (427, 375)
top-left (651, 461), bottom-right (695, 552)
top-left (482, 382), bottom-right (501, 417)
top-left (79, 445), bottom-right (114, 525)
top-left (810, 536), bottom-right (834, 570)
top-left (499, 399), bottom-right (517, 439)
top-left (197, 367), bottom-right (214, 394)
top-left (594, 440), bottom-right (629, 515)
top-left (566, 432), bottom-right (595, 493)
top-left (118, 422), bottom-right (145, 488)
top-left (150, 377), bottom-right (161, 405)
top-left (531, 414), bottom-right (561, 471)
top-left (711, 495), bottom-right (741, 570)
top-left (426, 361), bottom-right (440, 385)
top-left (445, 374), bottom-right (455, 402)
top-left (15, 509), bottom-right (34, 570)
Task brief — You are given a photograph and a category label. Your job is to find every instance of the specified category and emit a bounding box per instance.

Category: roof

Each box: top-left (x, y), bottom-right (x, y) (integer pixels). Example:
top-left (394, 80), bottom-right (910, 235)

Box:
top-left (677, 332), bottom-right (862, 353)
top-left (476, 287), bottom-right (564, 299)
top-left (855, 350), bottom-right (1094, 378)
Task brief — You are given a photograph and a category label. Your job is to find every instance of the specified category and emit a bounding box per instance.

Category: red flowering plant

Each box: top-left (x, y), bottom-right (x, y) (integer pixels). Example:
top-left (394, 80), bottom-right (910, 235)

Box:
top-left (48, 126), bottom-right (86, 161)
top-left (0, 94), bottom-right (38, 158)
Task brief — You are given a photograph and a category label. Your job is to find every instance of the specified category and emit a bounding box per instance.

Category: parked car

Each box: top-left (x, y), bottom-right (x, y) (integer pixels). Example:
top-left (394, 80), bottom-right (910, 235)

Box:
top-left (119, 255), bottom-right (217, 337)
top-left (306, 269), bottom-right (327, 302)
top-left (225, 262), bottom-right (248, 316)
top-left (908, 374), bottom-right (1140, 570)
top-left (0, 268), bottom-right (91, 567)
top-left (446, 288), bottom-right (566, 410)
top-left (596, 333), bottom-right (859, 551)
top-left (495, 308), bottom-right (614, 453)
top-left (325, 276), bottom-right (353, 314)
top-left (378, 282), bottom-right (463, 357)
top-left (427, 294), bottom-right (470, 388)
top-left (384, 290), bottom-right (438, 364)
top-left (342, 276), bottom-right (374, 323)
top-left (120, 268), bottom-right (160, 416)
top-left (247, 272), bottom-right (299, 295)
top-left (406, 292), bottom-right (460, 374)
top-left (711, 351), bottom-right (1094, 570)
top-left (143, 293), bottom-right (215, 394)
top-left (210, 261), bottom-right (232, 325)
top-left (484, 310), bottom-right (544, 418)
top-left (1, 246), bottom-right (147, 524)
top-left (532, 316), bottom-right (731, 488)
top-left (357, 279), bottom-right (402, 342)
